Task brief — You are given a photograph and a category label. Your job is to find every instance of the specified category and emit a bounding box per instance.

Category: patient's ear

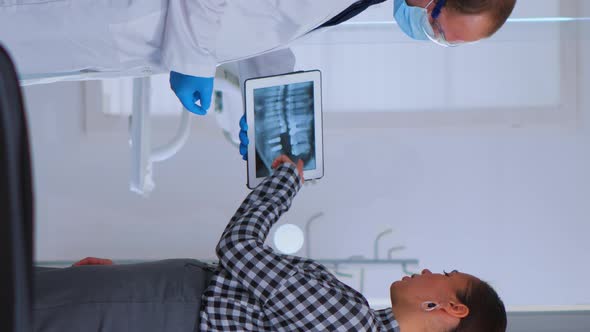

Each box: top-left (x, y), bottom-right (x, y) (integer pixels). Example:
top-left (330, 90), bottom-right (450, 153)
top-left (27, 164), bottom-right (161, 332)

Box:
top-left (442, 302), bottom-right (469, 318)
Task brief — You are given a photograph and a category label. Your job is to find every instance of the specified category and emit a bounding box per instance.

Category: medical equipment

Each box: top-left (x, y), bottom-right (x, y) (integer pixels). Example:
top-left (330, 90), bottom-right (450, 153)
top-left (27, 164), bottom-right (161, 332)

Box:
top-left (128, 76), bottom-right (191, 195)
top-left (303, 212), bottom-right (420, 294)
top-left (84, 66), bottom-right (242, 196)
top-left (244, 71), bottom-right (324, 189)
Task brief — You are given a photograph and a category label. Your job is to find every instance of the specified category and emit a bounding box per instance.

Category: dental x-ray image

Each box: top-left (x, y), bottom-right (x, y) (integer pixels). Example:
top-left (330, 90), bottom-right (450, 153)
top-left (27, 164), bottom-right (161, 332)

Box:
top-left (254, 81), bottom-right (316, 178)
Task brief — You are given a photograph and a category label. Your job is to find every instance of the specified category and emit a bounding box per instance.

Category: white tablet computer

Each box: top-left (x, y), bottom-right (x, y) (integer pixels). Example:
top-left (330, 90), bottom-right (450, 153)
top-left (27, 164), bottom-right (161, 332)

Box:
top-left (244, 70), bottom-right (323, 189)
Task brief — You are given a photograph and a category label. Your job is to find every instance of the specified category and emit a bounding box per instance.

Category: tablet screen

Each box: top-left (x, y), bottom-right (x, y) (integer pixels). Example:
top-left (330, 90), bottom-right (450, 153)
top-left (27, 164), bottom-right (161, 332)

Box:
top-left (254, 81), bottom-right (316, 178)
top-left (245, 70), bottom-right (323, 189)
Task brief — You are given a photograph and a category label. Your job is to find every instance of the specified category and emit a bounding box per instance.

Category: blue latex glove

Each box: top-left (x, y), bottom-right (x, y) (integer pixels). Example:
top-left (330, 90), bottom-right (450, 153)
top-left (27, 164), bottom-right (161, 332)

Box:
top-left (239, 114), bottom-right (249, 161)
top-left (169, 71), bottom-right (214, 115)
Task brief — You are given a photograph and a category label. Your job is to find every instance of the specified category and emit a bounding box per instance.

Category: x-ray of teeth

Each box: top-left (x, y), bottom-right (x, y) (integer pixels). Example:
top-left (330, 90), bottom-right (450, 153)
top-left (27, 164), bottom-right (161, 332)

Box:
top-left (254, 81), bottom-right (316, 178)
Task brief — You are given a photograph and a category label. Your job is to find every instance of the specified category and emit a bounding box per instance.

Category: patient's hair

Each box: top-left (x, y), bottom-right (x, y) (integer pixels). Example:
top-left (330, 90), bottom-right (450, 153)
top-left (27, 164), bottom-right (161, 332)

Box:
top-left (448, 279), bottom-right (507, 332)
top-left (446, 0), bottom-right (517, 36)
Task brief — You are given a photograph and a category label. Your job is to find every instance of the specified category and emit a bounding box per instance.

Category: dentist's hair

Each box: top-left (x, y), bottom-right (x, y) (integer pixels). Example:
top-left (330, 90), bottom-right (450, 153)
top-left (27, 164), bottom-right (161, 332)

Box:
top-left (446, 0), bottom-right (517, 36)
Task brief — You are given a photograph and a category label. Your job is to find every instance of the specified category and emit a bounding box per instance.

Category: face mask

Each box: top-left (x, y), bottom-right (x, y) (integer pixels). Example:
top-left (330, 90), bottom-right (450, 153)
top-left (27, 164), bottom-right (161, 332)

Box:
top-left (393, 0), bottom-right (432, 40)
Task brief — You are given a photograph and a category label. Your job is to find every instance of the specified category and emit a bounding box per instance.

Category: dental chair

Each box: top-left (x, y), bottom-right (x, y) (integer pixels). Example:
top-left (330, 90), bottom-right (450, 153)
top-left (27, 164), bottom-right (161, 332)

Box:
top-left (0, 45), bottom-right (35, 332)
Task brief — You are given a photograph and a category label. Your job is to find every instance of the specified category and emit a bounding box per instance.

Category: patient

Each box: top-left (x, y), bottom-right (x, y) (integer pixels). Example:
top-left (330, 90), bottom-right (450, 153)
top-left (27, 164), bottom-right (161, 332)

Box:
top-left (35, 155), bottom-right (506, 332)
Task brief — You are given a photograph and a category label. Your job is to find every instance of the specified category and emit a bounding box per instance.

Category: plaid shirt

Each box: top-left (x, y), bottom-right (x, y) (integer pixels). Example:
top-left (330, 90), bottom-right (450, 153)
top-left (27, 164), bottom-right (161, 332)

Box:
top-left (200, 164), bottom-right (400, 331)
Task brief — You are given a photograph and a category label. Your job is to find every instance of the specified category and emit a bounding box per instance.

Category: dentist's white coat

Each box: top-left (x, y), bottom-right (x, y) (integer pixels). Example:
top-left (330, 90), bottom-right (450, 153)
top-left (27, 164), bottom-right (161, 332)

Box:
top-left (0, 0), bottom-right (356, 84)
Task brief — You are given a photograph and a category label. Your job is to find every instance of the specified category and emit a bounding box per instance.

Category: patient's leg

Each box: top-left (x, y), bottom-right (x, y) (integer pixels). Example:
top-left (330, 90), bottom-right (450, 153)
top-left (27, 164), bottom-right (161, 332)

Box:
top-left (34, 259), bottom-right (213, 332)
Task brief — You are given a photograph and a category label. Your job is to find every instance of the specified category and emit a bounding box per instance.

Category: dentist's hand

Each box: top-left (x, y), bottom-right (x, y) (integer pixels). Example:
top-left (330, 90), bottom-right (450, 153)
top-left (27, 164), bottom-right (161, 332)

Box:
top-left (169, 71), bottom-right (214, 115)
top-left (239, 114), bottom-right (249, 160)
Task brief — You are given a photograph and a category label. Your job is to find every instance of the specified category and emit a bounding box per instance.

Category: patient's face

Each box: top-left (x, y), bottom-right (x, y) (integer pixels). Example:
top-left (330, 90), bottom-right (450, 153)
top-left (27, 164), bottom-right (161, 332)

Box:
top-left (390, 269), bottom-right (477, 307)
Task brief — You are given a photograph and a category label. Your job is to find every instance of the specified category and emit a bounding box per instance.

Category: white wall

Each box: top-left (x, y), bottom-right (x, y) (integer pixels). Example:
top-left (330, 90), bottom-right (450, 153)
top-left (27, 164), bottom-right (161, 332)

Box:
top-left (22, 0), bottom-right (590, 309)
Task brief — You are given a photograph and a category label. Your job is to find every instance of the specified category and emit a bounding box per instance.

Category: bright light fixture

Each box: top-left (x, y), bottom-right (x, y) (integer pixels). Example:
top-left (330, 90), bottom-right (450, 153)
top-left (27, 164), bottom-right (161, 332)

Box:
top-left (273, 224), bottom-right (305, 255)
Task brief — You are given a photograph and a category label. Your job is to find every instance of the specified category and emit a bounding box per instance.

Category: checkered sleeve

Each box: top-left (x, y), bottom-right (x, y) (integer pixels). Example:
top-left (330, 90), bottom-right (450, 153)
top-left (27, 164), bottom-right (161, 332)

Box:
top-left (215, 163), bottom-right (302, 305)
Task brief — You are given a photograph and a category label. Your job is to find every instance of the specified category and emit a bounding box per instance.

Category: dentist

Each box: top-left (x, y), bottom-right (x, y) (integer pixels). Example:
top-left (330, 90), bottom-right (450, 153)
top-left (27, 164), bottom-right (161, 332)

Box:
top-left (0, 0), bottom-right (515, 115)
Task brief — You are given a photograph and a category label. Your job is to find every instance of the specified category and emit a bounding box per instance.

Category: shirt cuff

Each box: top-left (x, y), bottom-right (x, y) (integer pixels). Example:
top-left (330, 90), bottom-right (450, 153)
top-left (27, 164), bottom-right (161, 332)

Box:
top-left (166, 62), bottom-right (217, 78)
top-left (274, 163), bottom-right (302, 192)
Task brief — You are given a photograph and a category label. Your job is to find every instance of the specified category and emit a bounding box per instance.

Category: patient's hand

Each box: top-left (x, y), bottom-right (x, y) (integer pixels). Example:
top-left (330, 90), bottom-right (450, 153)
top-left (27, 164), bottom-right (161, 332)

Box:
top-left (271, 155), bottom-right (304, 183)
top-left (72, 257), bottom-right (113, 266)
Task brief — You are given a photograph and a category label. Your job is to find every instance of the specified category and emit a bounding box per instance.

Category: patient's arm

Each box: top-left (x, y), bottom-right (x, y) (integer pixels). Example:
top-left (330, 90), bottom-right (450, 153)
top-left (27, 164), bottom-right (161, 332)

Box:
top-left (215, 158), bottom-right (303, 305)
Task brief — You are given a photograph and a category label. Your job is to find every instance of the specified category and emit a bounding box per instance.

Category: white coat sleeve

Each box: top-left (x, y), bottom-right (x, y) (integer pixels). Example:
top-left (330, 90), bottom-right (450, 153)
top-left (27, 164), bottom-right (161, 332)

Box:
top-left (161, 0), bottom-right (226, 77)
top-left (237, 48), bottom-right (297, 86)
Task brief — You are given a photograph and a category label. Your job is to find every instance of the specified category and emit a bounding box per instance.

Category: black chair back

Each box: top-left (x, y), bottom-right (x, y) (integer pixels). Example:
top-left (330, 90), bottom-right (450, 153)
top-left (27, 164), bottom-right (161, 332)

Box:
top-left (0, 44), bottom-right (35, 332)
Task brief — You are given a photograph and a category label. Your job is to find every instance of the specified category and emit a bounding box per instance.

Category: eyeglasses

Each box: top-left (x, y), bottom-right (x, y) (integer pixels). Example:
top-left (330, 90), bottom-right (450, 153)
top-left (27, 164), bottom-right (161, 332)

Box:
top-left (420, 0), bottom-right (464, 48)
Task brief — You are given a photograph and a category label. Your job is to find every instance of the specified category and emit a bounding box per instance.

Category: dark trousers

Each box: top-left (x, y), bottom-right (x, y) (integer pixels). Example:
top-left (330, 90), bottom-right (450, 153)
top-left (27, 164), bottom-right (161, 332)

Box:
top-left (34, 259), bottom-right (214, 332)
